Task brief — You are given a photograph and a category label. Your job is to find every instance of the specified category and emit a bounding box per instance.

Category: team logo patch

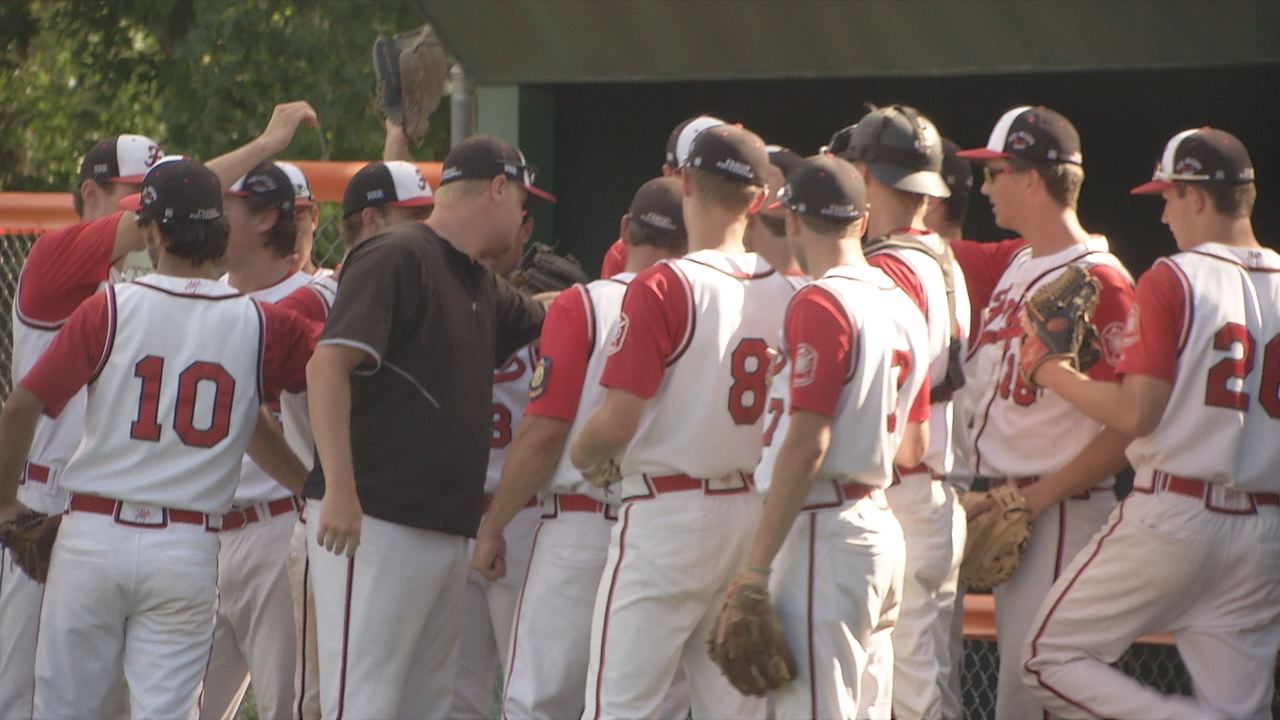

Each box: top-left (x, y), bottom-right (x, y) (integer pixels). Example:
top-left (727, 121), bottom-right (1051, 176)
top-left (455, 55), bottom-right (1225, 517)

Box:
top-left (1100, 321), bottom-right (1127, 366)
top-left (1121, 305), bottom-right (1141, 347)
top-left (607, 313), bottom-right (630, 355)
top-left (529, 357), bottom-right (550, 401)
top-left (1174, 157), bottom-right (1203, 175)
top-left (1008, 130), bottom-right (1036, 151)
top-left (792, 343), bottom-right (818, 388)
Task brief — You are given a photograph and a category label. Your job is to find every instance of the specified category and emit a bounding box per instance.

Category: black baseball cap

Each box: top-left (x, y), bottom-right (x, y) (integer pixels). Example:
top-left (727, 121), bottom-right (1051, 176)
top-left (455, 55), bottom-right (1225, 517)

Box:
top-left (825, 125), bottom-right (857, 156)
top-left (685, 124), bottom-right (771, 187)
top-left (119, 157), bottom-right (224, 226)
top-left (80, 134), bottom-right (164, 184)
top-left (341, 160), bottom-right (435, 218)
top-left (1131, 127), bottom-right (1255, 195)
top-left (941, 138), bottom-right (974, 195)
top-left (766, 146), bottom-right (804, 178)
top-left (228, 161), bottom-right (295, 212)
top-left (439, 135), bottom-right (556, 206)
top-left (628, 177), bottom-right (686, 239)
top-left (842, 105), bottom-right (950, 198)
top-left (957, 106), bottom-right (1083, 165)
top-left (771, 154), bottom-right (867, 223)
top-left (665, 115), bottom-right (725, 168)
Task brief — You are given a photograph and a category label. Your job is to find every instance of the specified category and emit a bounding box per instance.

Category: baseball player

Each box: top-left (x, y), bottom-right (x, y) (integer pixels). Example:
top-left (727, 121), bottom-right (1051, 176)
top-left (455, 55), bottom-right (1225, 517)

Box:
top-left (570, 124), bottom-right (794, 719)
top-left (743, 145), bottom-right (806, 277)
top-left (0, 100), bottom-right (317, 720)
top-left (451, 189), bottom-right (566, 720)
top-left (953, 105), bottom-right (1135, 720)
top-left (275, 160), bottom-right (323, 275)
top-left (202, 160), bottom-right (314, 720)
top-left (733, 154), bottom-right (930, 718)
top-left (471, 177), bottom-right (688, 719)
top-left (839, 105), bottom-right (970, 720)
top-left (0, 157), bottom-right (315, 719)
top-left (1018, 127), bottom-right (1280, 720)
top-left (599, 114), bottom-right (724, 279)
top-left (0, 132), bottom-right (160, 720)
top-left (277, 156), bottom-right (436, 720)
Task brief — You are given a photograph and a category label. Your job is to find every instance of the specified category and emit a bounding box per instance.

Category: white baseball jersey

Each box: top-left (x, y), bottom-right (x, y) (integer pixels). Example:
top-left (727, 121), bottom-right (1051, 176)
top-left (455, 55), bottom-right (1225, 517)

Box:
top-left (18, 275), bottom-right (311, 514)
top-left (528, 275), bottom-right (632, 501)
top-left (867, 231), bottom-right (971, 475)
top-left (486, 344), bottom-right (539, 493)
top-left (963, 238), bottom-right (1134, 478)
top-left (229, 270), bottom-right (312, 505)
top-left (278, 272), bottom-right (337, 468)
top-left (10, 214), bottom-right (125, 515)
top-left (599, 250), bottom-right (795, 495)
top-left (1119, 243), bottom-right (1280, 493)
top-left (756, 265), bottom-right (930, 498)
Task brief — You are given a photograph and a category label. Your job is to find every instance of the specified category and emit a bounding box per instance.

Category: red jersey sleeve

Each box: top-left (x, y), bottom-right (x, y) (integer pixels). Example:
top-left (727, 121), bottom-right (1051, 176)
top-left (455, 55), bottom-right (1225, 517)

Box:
top-left (599, 238), bottom-right (627, 279)
top-left (867, 253), bottom-right (927, 315)
top-left (526, 285), bottom-right (592, 422)
top-left (599, 262), bottom-right (691, 399)
top-left (18, 289), bottom-right (113, 417)
top-left (275, 284), bottom-right (330, 324)
top-left (785, 286), bottom-right (854, 418)
top-left (907, 379), bottom-right (930, 423)
top-left (1083, 264), bottom-right (1136, 382)
top-left (1115, 260), bottom-right (1185, 383)
top-left (951, 237), bottom-right (1028, 343)
top-left (16, 212), bottom-right (122, 325)
top-left (259, 302), bottom-right (318, 400)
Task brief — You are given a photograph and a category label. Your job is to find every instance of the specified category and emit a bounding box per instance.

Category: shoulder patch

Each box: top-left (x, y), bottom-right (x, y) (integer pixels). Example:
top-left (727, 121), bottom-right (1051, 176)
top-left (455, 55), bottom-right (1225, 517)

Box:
top-left (793, 343), bottom-right (818, 388)
top-left (529, 356), bottom-right (551, 401)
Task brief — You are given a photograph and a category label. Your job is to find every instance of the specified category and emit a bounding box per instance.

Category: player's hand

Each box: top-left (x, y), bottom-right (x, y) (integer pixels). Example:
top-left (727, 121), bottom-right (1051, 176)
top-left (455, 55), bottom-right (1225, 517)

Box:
top-left (1019, 310), bottom-right (1070, 386)
top-left (316, 486), bottom-right (362, 558)
top-left (471, 529), bottom-right (507, 580)
top-left (0, 501), bottom-right (32, 525)
top-left (260, 101), bottom-right (319, 155)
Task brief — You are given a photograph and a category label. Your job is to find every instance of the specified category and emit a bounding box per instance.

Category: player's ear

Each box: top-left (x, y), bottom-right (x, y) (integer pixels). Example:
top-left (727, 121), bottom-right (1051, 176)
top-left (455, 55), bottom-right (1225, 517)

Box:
top-left (853, 214), bottom-right (868, 240)
top-left (360, 205), bottom-right (382, 232)
top-left (1189, 185), bottom-right (1208, 215)
top-left (79, 179), bottom-right (100, 211)
top-left (490, 174), bottom-right (507, 203)
top-left (681, 169), bottom-right (694, 198)
top-left (747, 186), bottom-right (767, 215)
top-left (619, 214), bottom-right (630, 245)
top-left (255, 207), bottom-right (280, 234)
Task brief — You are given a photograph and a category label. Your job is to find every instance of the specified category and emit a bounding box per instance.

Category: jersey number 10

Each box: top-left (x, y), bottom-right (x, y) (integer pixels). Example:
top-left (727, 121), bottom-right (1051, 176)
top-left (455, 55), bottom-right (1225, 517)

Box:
top-left (130, 355), bottom-right (237, 447)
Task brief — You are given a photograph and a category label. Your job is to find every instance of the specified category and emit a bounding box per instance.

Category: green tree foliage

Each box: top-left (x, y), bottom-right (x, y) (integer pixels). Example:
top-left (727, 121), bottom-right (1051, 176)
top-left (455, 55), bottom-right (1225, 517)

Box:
top-left (0, 0), bottom-right (450, 192)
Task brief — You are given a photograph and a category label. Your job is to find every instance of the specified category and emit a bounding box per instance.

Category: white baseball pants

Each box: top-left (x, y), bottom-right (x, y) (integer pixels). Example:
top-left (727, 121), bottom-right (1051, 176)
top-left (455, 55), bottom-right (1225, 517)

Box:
top-left (1023, 484), bottom-right (1280, 720)
top-left (34, 511), bottom-right (219, 720)
top-left (770, 494), bottom-right (905, 720)
top-left (287, 512), bottom-right (320, 720)
top-left (992, 488), bottom-right (1115, 720)
top-left (884, 475), bottom-right (965, 720)
top-left (304, 504), bottom-right (469, 720)
top-left (581, 490), bottom-right (766, 720)
top-left (201, 507), bottom-right (299, 720)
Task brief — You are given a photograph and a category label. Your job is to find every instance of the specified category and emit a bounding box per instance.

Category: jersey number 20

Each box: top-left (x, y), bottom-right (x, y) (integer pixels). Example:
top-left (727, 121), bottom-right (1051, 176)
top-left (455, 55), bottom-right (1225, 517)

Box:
top-left (130, 355), bottom-right (236, 447)
top-left (1205, 323), bottom-right (1280, 418)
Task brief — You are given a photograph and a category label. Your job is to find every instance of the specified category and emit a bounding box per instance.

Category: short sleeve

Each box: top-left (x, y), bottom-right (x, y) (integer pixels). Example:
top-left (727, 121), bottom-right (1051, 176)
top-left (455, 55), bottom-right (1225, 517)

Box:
top-left (276, 284), bottom-right (330, 324)
top-left (785, 286), bottom-right (854, 418)
top-left (525, 285), bottom-right (592, 422)
top-left (600, 238), bottom-right (627, 279)
top-left (16, 213), bottom-right (122, 325)
top-left (599, 262), bottom-right (691, 399)
top-left (907, 380), bottom-right (931, 423)
top-left (1115, 261), bottom-right (1185, 383)
top-left (19, 289), bottom-right (113, 417)
top-left (318, 239), bottom-right (414, 368)
top-left (259, 302), bottom-right (318, 399)
top-left (1083, 263), bottom-right (1136, 382)
top-left (867, 253), bottom-right (927, 316)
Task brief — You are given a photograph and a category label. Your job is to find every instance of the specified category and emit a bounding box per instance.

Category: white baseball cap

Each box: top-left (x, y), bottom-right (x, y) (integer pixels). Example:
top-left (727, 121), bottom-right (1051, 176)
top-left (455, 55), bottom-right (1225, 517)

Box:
top-left (274, 161), bottom-right (315, 207)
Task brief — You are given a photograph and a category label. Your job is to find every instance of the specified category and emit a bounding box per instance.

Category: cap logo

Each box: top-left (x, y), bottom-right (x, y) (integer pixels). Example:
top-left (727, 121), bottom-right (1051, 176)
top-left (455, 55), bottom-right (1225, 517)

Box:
top-left (715, 157), bottom-right (753, 180)
top-left (820, 204), bottom-right (857, 219)
top-left (1174, 157), bottom-right (1203, 175)
top-left (1008, 131), bottom-right (1036, 151)
top-left (94, 163), bottom-right (111, 176)
top-left (416, 171), bottom-right (427, 190)
top-left (146, 145), bottom-right (163, 166)
top-left (638, 211), bottom-right (677, 231)
top-left (441, 167), bottom-right (463, 181)
top-left (190, 207), bottom-right (221, 220)
top-left (247, 175), bottom-right (278, 193)
top-left (141, 186), bottom-right (158, 207)
top-left (366, 189), bottom-right (385, 201)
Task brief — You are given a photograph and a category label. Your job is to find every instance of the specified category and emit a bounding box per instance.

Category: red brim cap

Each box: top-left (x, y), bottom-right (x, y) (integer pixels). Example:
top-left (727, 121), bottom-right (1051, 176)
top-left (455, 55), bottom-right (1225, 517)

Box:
top-left (113, 173), bottom-right (148, 184)
top-left (954, 148), bottom-right (1009, 161)
top-left (118, 193), bottom-right (143, 211)
top-left (526, 185), bottom-right (557, 207)
top-left (766, 199), bottom-right (784, 211)
top-left (1129, 180), bottom-right (1173, 195)
top-left (294, 198), bottom-right (316, 208)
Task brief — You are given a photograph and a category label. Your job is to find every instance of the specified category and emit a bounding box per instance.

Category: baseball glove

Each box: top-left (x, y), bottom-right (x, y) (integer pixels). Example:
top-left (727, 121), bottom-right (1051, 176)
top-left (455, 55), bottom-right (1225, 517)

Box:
top-left (373, 24), bottom-right (449, 146)
top-left (959, 484), bottom-right (1032, 591)
top-left (1020, 264), bottom-right (1101, 388)
top-left (708, 581), bottom-right (796, 696)
top-left (0, 510), bottom-right (61, 584)
top-left (580, 458), bottom-right (621, 488)
top-left (509, 244), bottom-right (589, 296)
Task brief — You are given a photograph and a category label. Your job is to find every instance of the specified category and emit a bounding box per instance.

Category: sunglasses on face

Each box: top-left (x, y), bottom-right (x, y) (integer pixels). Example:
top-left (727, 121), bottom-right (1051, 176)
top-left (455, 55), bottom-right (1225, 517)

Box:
top-left (983, 165), bottom-right (1014, 184)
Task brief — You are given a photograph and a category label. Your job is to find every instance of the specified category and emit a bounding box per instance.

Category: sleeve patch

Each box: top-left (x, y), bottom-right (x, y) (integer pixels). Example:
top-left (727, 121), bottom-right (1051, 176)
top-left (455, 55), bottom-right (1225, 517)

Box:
top-left (792, 343), bottom-right (818, 387)
top-left (529, 356), bottom-right (551, 401)
top-left (607, 312), bottom-right (629, 355)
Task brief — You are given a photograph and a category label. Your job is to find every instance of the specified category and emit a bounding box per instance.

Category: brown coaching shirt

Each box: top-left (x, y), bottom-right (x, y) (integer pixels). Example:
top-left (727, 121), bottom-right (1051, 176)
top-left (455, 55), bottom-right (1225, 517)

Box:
top-left (303, 222), bottom-right (544, 537)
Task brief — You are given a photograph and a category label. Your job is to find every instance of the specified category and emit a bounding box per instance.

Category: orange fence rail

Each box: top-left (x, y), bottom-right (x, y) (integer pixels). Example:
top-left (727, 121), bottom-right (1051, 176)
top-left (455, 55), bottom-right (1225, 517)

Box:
top-left (963, 594), bottom-right (1172, 645)
top-left (0, 161), bottom-right (444, 233)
